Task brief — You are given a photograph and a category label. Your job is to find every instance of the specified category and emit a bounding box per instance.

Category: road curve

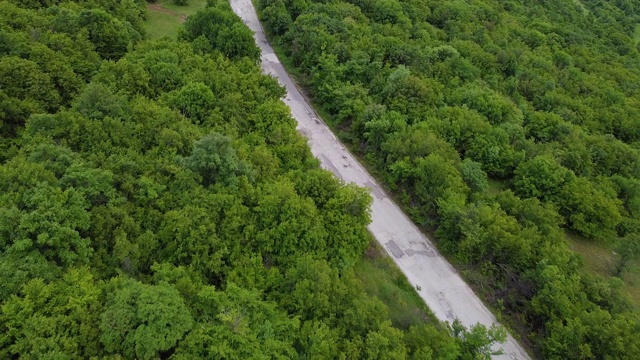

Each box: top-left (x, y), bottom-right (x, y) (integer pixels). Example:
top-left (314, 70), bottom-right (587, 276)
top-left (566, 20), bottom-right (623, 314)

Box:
top-left (230, 0), bottom-right (531, 358)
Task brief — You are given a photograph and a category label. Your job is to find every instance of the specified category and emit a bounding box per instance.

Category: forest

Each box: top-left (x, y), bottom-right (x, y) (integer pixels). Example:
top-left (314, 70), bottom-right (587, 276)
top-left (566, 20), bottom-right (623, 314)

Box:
top-left (0, 0), bottom-right (510, 358)
top-left (255, 0), bottom-right (640, 358)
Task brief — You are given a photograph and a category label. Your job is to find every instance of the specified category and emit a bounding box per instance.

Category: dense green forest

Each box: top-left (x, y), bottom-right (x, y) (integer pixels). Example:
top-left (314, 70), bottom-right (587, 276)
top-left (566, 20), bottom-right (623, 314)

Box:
top-left (256, 0), bottom-right (640, 358)
top-left (0, 0), bottom-right (510, 358)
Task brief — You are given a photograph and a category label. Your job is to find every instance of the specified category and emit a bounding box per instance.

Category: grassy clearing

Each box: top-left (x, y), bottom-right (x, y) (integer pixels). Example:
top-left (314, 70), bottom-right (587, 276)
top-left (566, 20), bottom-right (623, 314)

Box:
top-left (566, 231), bottom-right (616, 275)
top-left (355, 240), bottom-right (437, 329)
top-left (565, 231), bottom-right (640, 308)
top-left (487, 178), bottom-right (507, 196)
top-left (145, 0), bottom-right (207, 40)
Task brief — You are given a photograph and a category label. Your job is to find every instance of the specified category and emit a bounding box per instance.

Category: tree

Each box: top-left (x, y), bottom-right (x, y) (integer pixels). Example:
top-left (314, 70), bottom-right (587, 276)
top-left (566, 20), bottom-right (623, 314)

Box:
top-left (100, 279), bottom-right (193, 359)
top-left (405, 323), bottom-right (461, 360)
top-left (382, 125), bottom-right (458, 165)
top-left (178, 132), bottom-right (250, 186)
top-left (157, 205), bottom-right (227, 279)
top-left (259, 0), bottom-right (293, 35)
top-left (559, 177), bottom-right (623, 239)
top-left (322, 183), bottom-right (372, 266)
top-left (60, 163), bottom-right (117, 206)
top-left (451, 84), bottom-right (523, 125)
top-left (466, 125), bottom-right (525, 178)
top-left (73, 83), bottom-right (129, 121)
top-left (78, 9), bottom-right (140, 60)
top-left (524, 111), bottom-right (568, 142)
top-left (513, 155), bottom-right (574, 202)
top-left (0, 56), bottom-right (59, 115)
top-left (165, 82), bottom-right (216, 123)
top-left (8, 182), bottom-right (93, 267)
top-left (174, 283), bottom-right (298, 359)
top-left (180, 5), bottom-right (260, 62)
top-left (615, 233), bottom-right (640, 276)
top-left (365, 321), bottom-right (408, 359)
top-left (450, 320), bottom-right (507, 360)
top-left (459, 158), bottom-right (489, 194)
top-left (390, 154), bottom-right (469, 222)
top-left (252, 179), bottom-right (327, 263)
top-left (0, 269), bottom-right (102, 359)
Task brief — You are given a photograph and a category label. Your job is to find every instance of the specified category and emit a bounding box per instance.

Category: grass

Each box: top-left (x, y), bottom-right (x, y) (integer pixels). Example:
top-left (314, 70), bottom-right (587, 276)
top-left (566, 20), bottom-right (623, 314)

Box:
top-left (622, 260), bottom-right (640, 307)
top-left (145, 0), bottom-right (207, 40)
top-left (354, 240), bottom-right (437, 329)
top-left (487, 178), bottom-right (507, 196)
top-left (566, 231), bottom-right (616, 275)
top-left (565, 231), bottom-right (640, 308)
top-left (634, 24), bottom-right (640, 45)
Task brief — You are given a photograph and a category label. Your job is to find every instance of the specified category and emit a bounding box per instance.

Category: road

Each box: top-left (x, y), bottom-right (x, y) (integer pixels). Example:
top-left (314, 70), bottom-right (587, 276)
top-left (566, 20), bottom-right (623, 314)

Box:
top-left (230, 0), bottom-right (531, 358)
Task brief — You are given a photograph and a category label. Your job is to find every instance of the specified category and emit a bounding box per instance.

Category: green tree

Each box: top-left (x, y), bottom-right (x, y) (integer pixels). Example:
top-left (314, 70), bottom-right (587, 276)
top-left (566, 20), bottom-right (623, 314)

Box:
top-left (178, 132), bottom-right (250, 186)
top-left (253, 179), bottom-right (327, 263)
top-left (466, 125), bottom-right (525, 178)
top-left (180, 5), bottom-right (260, 62)
top-left (165, 82), bottom-right (216, 123)
top-left (100, 279), bottom-right (193, 359)
top-left (405, 323), bottom-right (461, 360)
top-left (450, 320), bottom-right (507, 360)
top-left (175, 283), bottom-right (298, 359)
top-left (259, 0), bottom-right (293, 35)
top-left (73, 83), bottom-right (129, 121)
top-left (78, 9), bottom-right (140, 60)
top-left (5, 182), bottom-right (93, 267)
top-left (0, 269), bottom-right (102, 359)
top-left (560, 177), bottom-right (623, 239)
top-left (514, 155), bottom-right (574, 202)
top-left (615, 233), bottom-right (640, 276)
top-left (459, 158), bottom-right (489, 194)
top-left (390, 154), bottom-right (469, 222)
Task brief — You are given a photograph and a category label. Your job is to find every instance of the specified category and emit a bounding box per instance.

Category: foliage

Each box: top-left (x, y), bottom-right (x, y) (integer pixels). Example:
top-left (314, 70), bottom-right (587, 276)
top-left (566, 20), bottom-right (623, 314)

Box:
top-left (179, 2), bottom-right (260, 62)
top-left (257, 0), bottom-right (640, 356)
top-left (100, 279), bottom-right (193, 359)
top-left (0, 0), bottom-right (146, 138)
top-left (0, 3), bottom-right (507, 358)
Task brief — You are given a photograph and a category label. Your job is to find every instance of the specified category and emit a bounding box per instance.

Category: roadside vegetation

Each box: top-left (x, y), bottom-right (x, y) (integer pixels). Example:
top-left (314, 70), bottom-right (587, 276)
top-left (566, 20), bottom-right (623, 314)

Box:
top-left (255, 0), bottom-right (640, 357)
top-left (0, 0), bottom-right (508, 358)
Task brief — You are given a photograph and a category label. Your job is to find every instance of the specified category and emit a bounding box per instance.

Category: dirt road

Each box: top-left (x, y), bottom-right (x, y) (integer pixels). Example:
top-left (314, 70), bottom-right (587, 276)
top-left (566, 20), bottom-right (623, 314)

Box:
top-left (229, 0), bottom-right (531, 358)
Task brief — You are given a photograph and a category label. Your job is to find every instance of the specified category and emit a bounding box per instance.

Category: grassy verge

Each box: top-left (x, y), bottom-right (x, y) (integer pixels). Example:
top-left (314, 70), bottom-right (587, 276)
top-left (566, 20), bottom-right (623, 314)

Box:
top-left (145, 0), bottom-right (207, 39)
top-left (355, 240), bottom-right (437, 330)
top-left (566, 231), bottom-right (616, 275)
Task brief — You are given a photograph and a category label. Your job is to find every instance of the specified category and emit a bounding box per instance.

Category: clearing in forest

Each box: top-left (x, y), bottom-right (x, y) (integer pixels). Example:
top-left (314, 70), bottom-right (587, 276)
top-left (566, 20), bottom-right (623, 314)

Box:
top-left (145, 0), bottom-right (207, 39)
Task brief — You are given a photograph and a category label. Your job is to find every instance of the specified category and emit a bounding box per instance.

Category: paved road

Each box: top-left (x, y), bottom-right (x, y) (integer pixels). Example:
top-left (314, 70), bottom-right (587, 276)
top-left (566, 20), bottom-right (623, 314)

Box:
top-left (230, 0), bottom-right (531, 358)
